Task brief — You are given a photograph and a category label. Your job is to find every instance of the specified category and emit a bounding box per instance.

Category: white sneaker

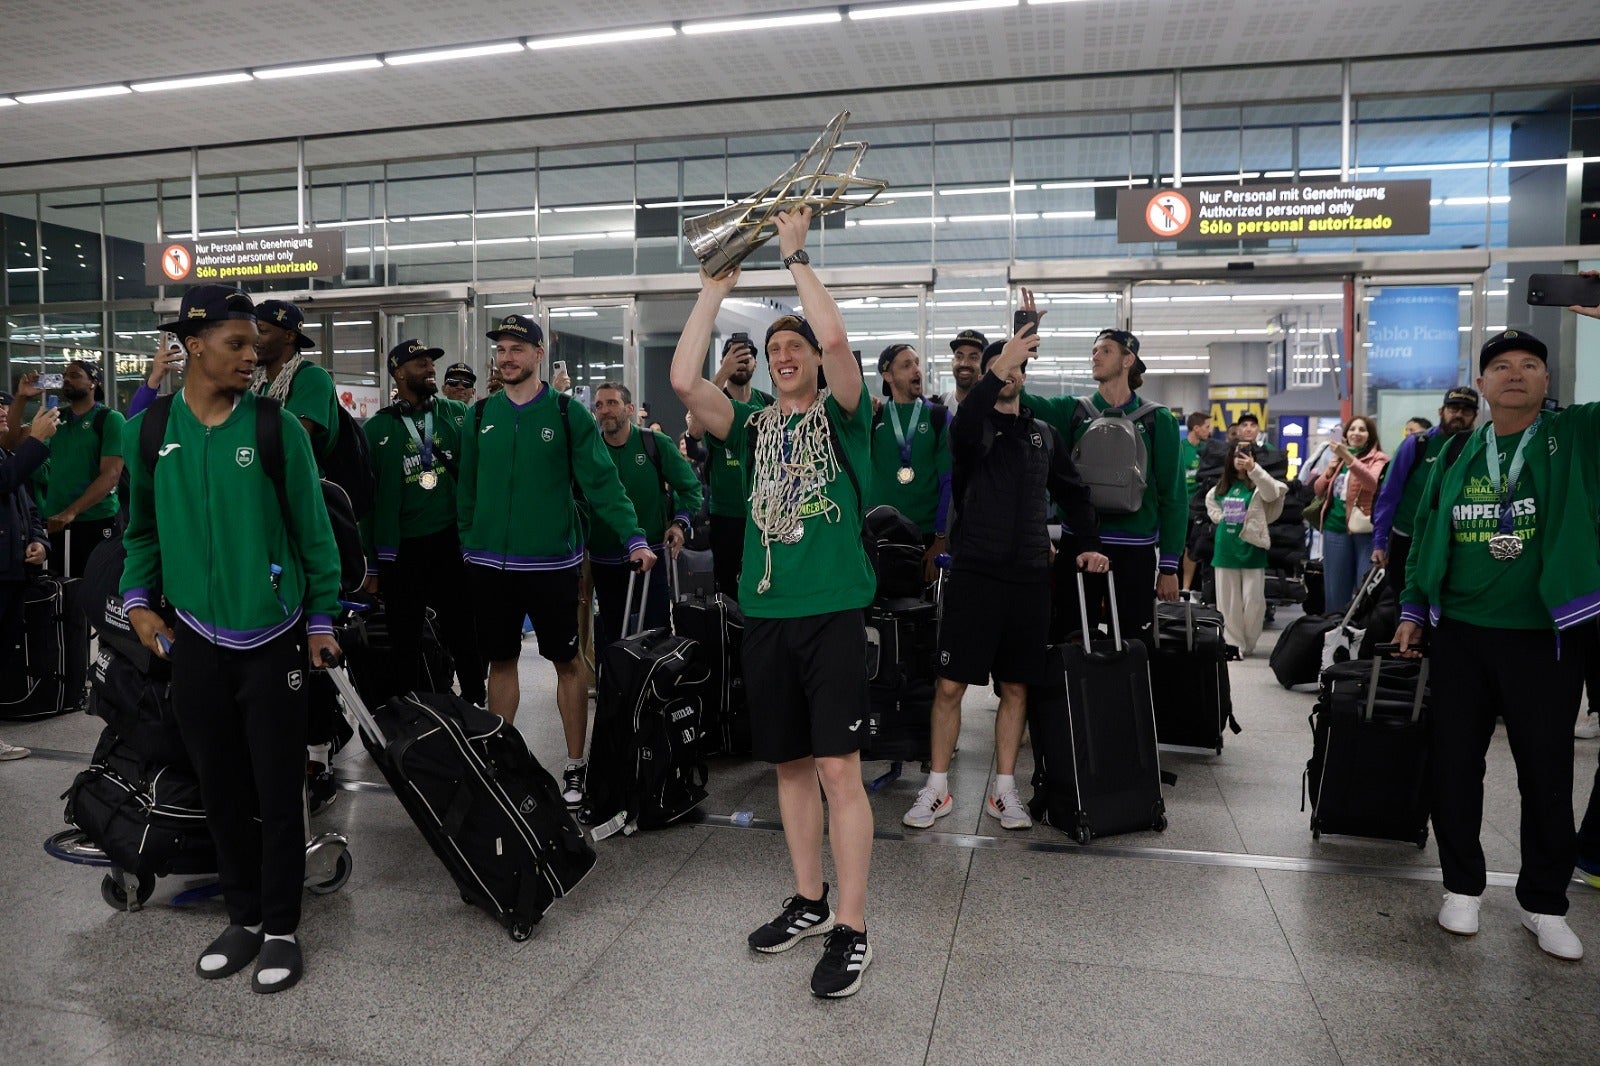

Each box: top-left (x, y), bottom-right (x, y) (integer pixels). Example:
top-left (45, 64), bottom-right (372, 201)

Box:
top-left (1577, 713), bottom-right (1600, 739)
top-left (902, 786), bottom-right (952, 829)
top-left (1522, 911), bottom-right (1584, 961)
top-left (985, 788), bottom-right (1034, 831)
top-left (0, 739), bottom-right (30, 761)
top-left (1438, 892), bottom-right (1481, 935)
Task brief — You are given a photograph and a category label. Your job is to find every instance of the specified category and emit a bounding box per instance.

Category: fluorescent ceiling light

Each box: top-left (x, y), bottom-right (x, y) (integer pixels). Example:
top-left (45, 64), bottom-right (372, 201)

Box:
top-left (1040, 178), bottom-right (1141, 190)
top-left (527, 26), bottom-right (677, 49)
top-left (643, 198), bottom-right (732, 209)
top-left (549, 203), bottom-right (638, 214)
top-left (1500, 155), bottom-right (1600, 168)
top-left (940, 183), bottom-right (1035, 196)
top-left (1383, 161), bottom-right (1489, 172)
top-left (850, 0), bottom-right (1016, 20)
top-left (943, 212), bottom-right (1025, 223)
top-left (683, 11), bottom-right (843, 34)
top-left (132, 72), bottom-right (253, 93)
top-left (475, 208), bottom-right (539, 219)
top-left (385, 41), bottom-right (523, 65)
top-left (848, 216), bottom-right (940, 226)
top-left (17, 84), bottom-right (132, 104)
top-left (1026, 0), bottom-right (1095, 5)
top-left (255, 58), bottom-right (383, 80)
top-left (0, 97), bottom-right (16, 107)
top-left (1040, 210), bottom-right (1095, 219)
top-left (6, 266), bottom-right (46, 273)
top-left (316, 218), bottom-right (389, 228)
top-left (474, 236), bottom-right (533, 246)
top-left (406, 212), bottom-right (470, 222)
top-left (1185, 172), bottom-right (1262, 182)
top-left (1430, 196), bottom-right (1509, 206)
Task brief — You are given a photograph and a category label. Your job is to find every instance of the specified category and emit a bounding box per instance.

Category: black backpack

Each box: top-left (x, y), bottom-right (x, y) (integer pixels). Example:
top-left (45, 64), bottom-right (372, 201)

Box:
top-left (138, 394), bottom-right (367, 596)
top-left (289, 363), bottom-right (376, 521)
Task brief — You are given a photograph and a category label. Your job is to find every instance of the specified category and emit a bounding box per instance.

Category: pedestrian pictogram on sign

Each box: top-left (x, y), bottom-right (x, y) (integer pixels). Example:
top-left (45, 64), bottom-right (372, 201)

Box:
top-left (1145, 192), bottom-right (1191, 237)
top-left (161, 244), bottom-right (192, 282)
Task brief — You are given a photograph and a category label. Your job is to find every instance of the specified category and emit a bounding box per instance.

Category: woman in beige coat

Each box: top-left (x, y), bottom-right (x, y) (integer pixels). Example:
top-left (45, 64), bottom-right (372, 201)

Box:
top-left (1206, 442), bottom-right (1288, 655)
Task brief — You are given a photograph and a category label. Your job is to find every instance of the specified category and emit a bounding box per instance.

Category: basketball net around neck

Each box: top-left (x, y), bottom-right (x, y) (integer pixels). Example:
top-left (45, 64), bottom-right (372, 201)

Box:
top-left (253, 354), bottom-right (304, 401)
top-left (747, 392), bottom-right (840, 595)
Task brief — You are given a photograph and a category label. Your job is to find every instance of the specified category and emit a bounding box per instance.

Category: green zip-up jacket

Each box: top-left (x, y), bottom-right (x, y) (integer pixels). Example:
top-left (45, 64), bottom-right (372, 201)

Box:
top-left (1024, 389), bottom-right (1187, 572)
top-left (120, 390), bottom-right (342, 649)
top-left (457, 385), bottom-right (646, 571)
top-left (361, 398), bottom-right (469, 569)
top-left (587, 425), bottom-right (703, 564)
top-left (1401, 402), bottom-right (1600, 633)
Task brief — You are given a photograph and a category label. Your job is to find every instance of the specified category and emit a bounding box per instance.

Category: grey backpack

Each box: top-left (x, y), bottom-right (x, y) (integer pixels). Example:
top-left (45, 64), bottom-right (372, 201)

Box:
top-left (1069, 397), bottom-right (1164, 514)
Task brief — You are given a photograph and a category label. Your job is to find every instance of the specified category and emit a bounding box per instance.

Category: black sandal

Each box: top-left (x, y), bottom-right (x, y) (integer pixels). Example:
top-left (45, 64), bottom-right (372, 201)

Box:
top-left (251, 938), bottom-right (304, 994)
top-left (195, 925), bottom-right (263, 980)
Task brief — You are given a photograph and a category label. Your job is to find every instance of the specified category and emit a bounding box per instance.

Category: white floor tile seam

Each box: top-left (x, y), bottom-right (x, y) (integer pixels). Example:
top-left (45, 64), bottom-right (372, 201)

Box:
top-left (1250, 866), bottom-right (1352, 1066)
top-left (921, 848), bottom-right (977, 1066)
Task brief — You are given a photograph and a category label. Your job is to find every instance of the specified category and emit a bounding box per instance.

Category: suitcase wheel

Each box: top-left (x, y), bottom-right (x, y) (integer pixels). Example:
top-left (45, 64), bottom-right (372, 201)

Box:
top-left (1310, 818), bottom-right (1321, 842)
top-left (101, 872), bottom-right (154, 911)
top-left (509, 922), bottom-right (534, 942)
top-left (1074, 815), bottom-right (1092, 846)
top-left (1153, 814), bottom-right (1168, 833)
top-left (306, 849), bottom-right (353, 896)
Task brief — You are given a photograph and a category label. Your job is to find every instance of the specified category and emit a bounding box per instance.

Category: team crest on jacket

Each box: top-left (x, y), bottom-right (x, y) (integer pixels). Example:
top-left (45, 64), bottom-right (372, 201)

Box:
top-left (634, 454), bottom-right (647, 465)
top-left (286, 670), bottom-right (303, 692)
top-left (541, 427), bottom-right (555, 442)
top-left (235, 446), bottom-right (256, 468)
top-left (1030, 432), bottom-right (1043, 448)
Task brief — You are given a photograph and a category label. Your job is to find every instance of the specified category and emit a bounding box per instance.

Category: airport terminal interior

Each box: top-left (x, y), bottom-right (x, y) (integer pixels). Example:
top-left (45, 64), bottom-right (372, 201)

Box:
top-left (3, 1), bottom-right (1600, 1062)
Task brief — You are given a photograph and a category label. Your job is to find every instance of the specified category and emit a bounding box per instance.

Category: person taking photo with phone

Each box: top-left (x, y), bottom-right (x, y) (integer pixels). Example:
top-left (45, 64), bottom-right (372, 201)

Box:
top-left (1205, 440), bottom-right (1288, 656)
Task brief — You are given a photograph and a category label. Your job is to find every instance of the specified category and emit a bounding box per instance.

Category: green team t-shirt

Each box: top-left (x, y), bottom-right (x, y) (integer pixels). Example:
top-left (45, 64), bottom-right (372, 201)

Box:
top-left (723, 382), bottom-right (876, 618)
top-left (1180, 437), bottom-right (1202, 496)
top-left (587, 426), bottom-right (703, 557)
top-left (866, 399), bottom-right (951, 534)
top-left (35, 403), bottom-right (125, 521)
top-left (1212, 482), bottom-right (1267, 569)
top-left (1438, 432), bottom-right (1547, 630)
top-left (366, 400), bottom-right (466, 542)
top-left (706, 392), bottom-right (771, 517)
top-left (285, 361), bottom-right (341, 462)
top-left (1323, 470), bottom-right (1349, 534)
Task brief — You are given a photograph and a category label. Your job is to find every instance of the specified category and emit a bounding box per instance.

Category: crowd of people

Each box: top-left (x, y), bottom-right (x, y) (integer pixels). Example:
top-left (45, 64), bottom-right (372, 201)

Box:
top-left (4, 218), bottom-right (1600, 993)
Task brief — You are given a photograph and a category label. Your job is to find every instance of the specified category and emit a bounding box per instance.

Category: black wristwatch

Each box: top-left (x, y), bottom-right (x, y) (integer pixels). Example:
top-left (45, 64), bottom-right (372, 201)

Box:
top-left (782, 249), bottom-right (810, 269)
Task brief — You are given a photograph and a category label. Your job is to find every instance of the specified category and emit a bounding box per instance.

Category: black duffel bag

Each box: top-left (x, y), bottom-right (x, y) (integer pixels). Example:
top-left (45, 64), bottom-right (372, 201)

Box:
top-left (865, 505), bottom-right (926, 600)
top-left (86, 646), bottom-right (189, 769)
top-left (64, 726), bottom-right (213, 880)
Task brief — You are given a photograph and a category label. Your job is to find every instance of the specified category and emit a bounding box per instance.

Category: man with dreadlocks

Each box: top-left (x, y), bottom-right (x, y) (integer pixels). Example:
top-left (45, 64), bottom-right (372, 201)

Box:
top-left (671, 206), bottom-right (877, 1000)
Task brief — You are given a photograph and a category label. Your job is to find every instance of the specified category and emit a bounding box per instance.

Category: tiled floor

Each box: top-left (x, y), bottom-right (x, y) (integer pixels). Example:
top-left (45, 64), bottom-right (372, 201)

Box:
top-left (3, 609), bottom-right (1598, 1065)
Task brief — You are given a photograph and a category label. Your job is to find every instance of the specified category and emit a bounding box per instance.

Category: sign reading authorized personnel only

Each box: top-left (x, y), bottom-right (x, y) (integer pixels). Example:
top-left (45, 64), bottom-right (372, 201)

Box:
top-left (1116, 180), bottom-right (1432, 243)
top-left (144, 230), bottom-right (346, 286)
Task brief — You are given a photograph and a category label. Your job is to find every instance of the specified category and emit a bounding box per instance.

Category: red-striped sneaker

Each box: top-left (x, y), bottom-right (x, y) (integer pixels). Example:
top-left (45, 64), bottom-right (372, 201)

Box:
top-left (985, 788), bottom-right (1033, 830)
top-left (902, 786), bottom-right (952, 829)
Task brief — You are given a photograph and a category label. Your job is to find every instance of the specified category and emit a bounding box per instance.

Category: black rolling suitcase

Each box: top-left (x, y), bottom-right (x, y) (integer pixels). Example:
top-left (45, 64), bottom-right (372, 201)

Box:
top-left (672, 564), bottom-right (749, 755)
top-left (1304, 656), bottom-right (1432, 848)
top-left (325, 656), bottom-right (595, 940)
top-left (1270, 610), bottom-right (1340, 689)
top-left (862, 596), bottom-right (938, 766)
top-left (582, 568), bottom-right (710, 839)
top-left (86, 645), bottom-right (190, 769)
top-left (1150, 597), bottom-right (1239, 754)
top-left (79, 536), bottom-right (172, 679)
top-left (1027, 572), bottom-right (1171, 842)
top-left (337, 599), bottom-right (454, 707)
top-left (0, 572), bottom-right (90, 720)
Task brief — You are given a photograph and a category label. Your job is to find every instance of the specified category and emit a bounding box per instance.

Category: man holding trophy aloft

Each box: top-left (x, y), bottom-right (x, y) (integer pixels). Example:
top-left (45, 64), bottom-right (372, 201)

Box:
top-left (671, 204), bottom-right (878, 999)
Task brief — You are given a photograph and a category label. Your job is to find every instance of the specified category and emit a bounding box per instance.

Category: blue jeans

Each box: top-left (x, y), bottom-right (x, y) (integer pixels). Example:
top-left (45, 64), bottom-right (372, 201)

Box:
top-left (1321, 528), bottom-right (1373, 615)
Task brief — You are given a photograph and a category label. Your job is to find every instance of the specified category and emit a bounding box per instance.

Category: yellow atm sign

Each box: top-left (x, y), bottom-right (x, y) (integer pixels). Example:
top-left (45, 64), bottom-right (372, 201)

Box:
top-left (1209, 384), bottom-right (1268, 430)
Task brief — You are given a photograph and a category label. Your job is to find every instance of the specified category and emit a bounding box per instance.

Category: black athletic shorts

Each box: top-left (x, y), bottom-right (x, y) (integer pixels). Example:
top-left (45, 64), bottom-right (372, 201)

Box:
top-left (743, 609), bottom-right (871, 764)
top-left (937, 570), bottom-right (1052, 686)
top-left (468, 564), bottom-right (580, 665)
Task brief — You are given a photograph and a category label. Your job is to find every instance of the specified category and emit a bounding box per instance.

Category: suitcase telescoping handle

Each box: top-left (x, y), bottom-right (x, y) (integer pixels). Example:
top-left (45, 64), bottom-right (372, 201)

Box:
top-left (1074, 567), bottom-right (1123, 654)
top-left (319, 648), bottom-right (389, 751)
top-left (1362, 655), bottom-right (1428, 724)
top-left (1152, 592), bottom-right (1197, 653)
top-left (622, 561), bottom-right (654, 640)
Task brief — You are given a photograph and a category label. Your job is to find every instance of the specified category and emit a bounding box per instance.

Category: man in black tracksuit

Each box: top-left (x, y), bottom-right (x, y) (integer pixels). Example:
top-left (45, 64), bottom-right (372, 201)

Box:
top-left (902, 330), bottom-right (1108, 832)
top-left (0, 390), bottom-right (57, 760)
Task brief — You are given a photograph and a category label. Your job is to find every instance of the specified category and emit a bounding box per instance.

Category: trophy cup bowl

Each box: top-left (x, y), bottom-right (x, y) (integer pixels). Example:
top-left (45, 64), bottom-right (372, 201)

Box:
top-left (684, 111), bottom-right (890, 278)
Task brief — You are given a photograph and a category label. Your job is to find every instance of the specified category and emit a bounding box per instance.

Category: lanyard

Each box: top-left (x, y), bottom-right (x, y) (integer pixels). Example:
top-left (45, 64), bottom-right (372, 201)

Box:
top-left (885, 397), bottom-right (923, 467)
top-left (1483, 416), bottom-right (1539, 535)
top-left (400, 409), bottom-right (434, 472)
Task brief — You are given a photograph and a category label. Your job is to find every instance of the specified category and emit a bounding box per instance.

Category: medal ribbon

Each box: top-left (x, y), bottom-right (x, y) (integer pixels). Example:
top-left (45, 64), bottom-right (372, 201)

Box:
top-left (1483, 415), bottom-right (1539, 537)
top-left (400, 409), bottom-right (435, 476)
top-left (886, 397), bottom-right (923, 470)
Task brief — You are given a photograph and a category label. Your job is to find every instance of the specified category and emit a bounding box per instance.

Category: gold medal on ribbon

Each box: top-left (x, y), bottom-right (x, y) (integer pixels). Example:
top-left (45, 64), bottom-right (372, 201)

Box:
top-left (418, 470), bottom-right (438, 491)
top-left (897, 466), bottom-right (915, 485)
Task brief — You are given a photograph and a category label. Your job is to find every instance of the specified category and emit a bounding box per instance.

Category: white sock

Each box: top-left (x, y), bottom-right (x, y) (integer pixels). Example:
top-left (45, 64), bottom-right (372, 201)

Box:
top-left (307, 743), bottom-right (331, 771)
top-left (256, 933), bottom-right (298, 985)
top-left (995, 774), bottom-right (1016, 797)
top-left (199, 924), bottom-right (262, 972)
top-left (926, 771), bottom-right (949, 797)
top-left (566, 757), bottom-right (587, 770)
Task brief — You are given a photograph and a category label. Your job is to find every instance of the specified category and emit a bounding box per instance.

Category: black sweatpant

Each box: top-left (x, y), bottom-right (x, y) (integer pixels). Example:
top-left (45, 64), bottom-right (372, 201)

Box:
top-left (710, 514), bottom-right (747, 601)
top-left (1431, 618), bottom-right (1585, 915)
top-left (378, 526), bottom-right (486, 704)
top-left (170, 621), bottom-right (309, 935)
top-left (1052, 541), bottom-right (1157, 648)
top-left (48, 516), bottom-right (119, 579)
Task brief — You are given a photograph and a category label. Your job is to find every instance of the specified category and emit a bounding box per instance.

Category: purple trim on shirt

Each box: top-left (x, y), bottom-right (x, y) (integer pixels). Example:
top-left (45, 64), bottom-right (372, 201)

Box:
top-left (624, 535), bottom-right (648, 556)
top-left (122, 587), bottom-right (150, 611)
top-left (1552, 587), bottom-right (1600, 630)
top-left (127, 384), bottom-right (159, 419)
top-left (463, 548), bottom-right (585, 572)
top-left (1100, 531), bottom-right (1159, 547)
top-left (1399, 603), bottom-right (1427, 627)
top-left (1157, 553), bottom-right (1180, 573)
top-left (175, 607), bottom-right (304, 650)
top-left (307, 614), bottom-right (334, 636)
top-left (673, 510), bottom-right (693, 529)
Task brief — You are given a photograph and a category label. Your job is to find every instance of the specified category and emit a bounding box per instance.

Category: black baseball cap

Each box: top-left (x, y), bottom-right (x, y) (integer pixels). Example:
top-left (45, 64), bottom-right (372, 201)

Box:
top-left (67, 358), bottom-right (102, 384)
top-left (0, 391), bottom-right (13, 406)
top-left (980, 339), bottom-right (1030, 374)
top-left (159, 284), bottom-right (257, 337)
top-left (1442, 385), bottom-right (1480, 409)
top-left (1097, 328), bottom-right (1146, 375)
top-left (1234, 411), bottom-right (1260, 425)
top-left (949, 329), bottom-right (988, 354)
top-left (254, 299), bottom-right (317, 349)
top-left (486, 314), bottom-right (544, 345)
top-left (1478, 329), bottom-right (1547, 372)
top-left (877, 343), bottom-right (915, 374)
top-left (442, 362), bottom-right (476, 385)
top-left (765, 315), bottom-right (821, 353)
top-left (387, 339), bottom-right (444, 377)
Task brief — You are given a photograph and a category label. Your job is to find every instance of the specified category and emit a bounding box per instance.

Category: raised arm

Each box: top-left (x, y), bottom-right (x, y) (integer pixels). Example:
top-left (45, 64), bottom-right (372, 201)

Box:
top-left (775, 207), bottom-right (859, 414)
top-left (670, 269), bottom-right (739, 441)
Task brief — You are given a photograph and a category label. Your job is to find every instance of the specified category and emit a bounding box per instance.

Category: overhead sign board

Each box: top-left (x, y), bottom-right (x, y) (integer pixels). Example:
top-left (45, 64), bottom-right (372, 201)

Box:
top-left (145, 231), bottom-right (346, 286)
top-left (1116, 180), bottom-right (1432, 243)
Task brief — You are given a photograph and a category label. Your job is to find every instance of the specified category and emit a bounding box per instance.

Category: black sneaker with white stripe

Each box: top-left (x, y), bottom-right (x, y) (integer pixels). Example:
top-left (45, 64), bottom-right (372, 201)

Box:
top-left (562, 763), bottom-right (586, 810)
top-left (811, 924), bottom-right (872, 998)
top-left (747, 886), bottom-right (834, 953)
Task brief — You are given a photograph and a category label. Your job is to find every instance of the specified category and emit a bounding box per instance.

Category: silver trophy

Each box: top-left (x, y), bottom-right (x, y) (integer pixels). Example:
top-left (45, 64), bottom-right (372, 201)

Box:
top-left (684, 111), bottom-right (890, 278)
